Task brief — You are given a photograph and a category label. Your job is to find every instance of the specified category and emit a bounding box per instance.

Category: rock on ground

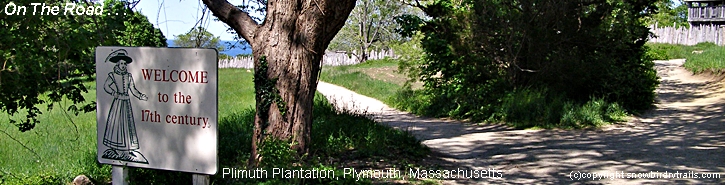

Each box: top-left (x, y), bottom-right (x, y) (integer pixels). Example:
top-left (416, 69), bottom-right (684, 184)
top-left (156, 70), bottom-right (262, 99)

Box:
top-left (73, 175), bottom-right (93, 185)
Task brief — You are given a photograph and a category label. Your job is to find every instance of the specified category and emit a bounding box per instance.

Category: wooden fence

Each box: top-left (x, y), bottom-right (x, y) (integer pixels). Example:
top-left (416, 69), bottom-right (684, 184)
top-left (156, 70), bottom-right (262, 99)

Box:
top-left (218, 50), bottom-right (396, 69)
top-left (649, 24), bottom-right (725, 45)
top-left (688, 6), bottom-right (725, 22)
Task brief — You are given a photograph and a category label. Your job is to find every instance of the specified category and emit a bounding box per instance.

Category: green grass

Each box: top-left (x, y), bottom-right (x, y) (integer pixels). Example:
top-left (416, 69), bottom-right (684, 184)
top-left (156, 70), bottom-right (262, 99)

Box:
top-left (496, 88), bottom-right (629, 129)
top-left (645, 42), bottom-right (718, 60)
top-left (0, 68), bottom-right (257, 184)
top-left (0, 68), bottom-right (429, 184)
top-left (320, 59), bottom-right (403, 106)
top-left (683, 45), bottom-right (725, 73)
top-left (218, 68), bottom-right (257, 114)
top-left (320, 60), bottom-right (630, 129)
top-left (646, 42), bottom-right (725, 73)
top-left (646, 43), bottom-right (695, 60)
top-left (0, 84), bottom-right (102, 184)
top-left (339, 58), bottom-right (400, 69)
top-left (130, 93), bottom-right (428, 185)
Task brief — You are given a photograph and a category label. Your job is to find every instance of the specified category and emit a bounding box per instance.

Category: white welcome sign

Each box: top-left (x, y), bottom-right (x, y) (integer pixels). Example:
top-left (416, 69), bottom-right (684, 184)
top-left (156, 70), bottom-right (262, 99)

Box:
top-left (95, 47), bottom-right (218, 175)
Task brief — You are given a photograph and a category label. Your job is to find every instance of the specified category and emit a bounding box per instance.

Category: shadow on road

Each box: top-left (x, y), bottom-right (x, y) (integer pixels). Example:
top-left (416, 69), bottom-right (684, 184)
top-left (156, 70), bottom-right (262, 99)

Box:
top-left (318, 59), bottom-right (725, 184)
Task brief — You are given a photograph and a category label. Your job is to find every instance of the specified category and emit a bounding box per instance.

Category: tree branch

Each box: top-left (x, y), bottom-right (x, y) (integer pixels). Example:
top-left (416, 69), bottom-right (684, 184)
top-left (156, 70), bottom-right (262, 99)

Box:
top-left (202, 0), bottom-right (260, 44)
top-left (401, 0), bottom-right (424, 10)
top-left (0, 129), bottom-right (40, 160)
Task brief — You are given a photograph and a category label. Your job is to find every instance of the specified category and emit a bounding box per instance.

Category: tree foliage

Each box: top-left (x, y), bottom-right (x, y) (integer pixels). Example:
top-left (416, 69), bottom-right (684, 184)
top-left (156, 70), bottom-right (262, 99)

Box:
top-left (329, 0), bottom-right (408, 62)
top-left (0, 0), bottom-right (166, 132)
top-left (397, 0), bottom-right (660, 121)
top-left (101, 0), bottom-right (168, 47)
top-left (648, 0), bottom-right (688, 28)
top-left (173, 26), bottom-right (225, 51)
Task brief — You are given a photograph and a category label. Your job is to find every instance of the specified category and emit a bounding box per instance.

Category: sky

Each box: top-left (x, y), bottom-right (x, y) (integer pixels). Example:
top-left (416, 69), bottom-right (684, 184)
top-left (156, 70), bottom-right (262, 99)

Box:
top-left (133, 0), bottom-right (681, 41)
top-left (134, 0), bottom-right (248, 41)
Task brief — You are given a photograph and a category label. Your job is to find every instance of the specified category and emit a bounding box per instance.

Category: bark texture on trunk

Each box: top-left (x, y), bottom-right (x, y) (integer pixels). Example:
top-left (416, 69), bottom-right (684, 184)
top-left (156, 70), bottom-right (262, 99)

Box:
top-left (203, 0), bottom-right (355, 166)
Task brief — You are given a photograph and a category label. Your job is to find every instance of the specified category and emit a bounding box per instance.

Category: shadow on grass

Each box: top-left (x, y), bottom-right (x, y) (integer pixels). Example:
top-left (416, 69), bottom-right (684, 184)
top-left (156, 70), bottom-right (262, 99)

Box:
top-left (68, 93), bottom-right (430, 185)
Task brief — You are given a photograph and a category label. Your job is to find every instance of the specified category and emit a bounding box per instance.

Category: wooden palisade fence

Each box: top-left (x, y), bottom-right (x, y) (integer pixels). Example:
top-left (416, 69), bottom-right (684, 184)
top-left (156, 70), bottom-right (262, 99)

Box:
top-left (649, 23), bottom-right (725, 45)
top-left (219, 49), bottom-right (396, 68)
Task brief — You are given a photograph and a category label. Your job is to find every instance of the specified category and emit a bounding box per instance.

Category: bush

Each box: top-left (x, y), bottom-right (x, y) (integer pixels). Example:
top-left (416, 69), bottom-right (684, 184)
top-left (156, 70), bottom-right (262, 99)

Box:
top-left (390, 88), bottom-right (439, 117)
top-left (395, 0), bottom-right (660, 121)
top-left (259, 137), bottom-right (298, 168)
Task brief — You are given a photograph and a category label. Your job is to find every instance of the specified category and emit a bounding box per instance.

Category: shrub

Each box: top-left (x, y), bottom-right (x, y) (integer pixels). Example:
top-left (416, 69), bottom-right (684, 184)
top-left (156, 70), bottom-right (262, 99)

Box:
top-left (390, 88), bottom-right (437, 117)
top-left (395, 0), bottom-right (660, 120)
top-left (259, 137), bottom-right (297, 168)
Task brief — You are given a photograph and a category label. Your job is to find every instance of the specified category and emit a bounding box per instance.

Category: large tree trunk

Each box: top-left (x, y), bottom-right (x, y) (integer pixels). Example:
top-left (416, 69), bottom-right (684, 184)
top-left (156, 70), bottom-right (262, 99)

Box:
top-left (203, 0), bottom-right (355, 166)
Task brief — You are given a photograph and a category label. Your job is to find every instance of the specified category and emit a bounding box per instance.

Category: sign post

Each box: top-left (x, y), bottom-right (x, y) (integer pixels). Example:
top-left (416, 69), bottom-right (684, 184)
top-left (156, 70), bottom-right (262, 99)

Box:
top-left (193, 174), bottom-right (210, 185)
top-left (112, 166), bottom-right (128, 185)
top-left (95, 47), bottom-right (219, 182)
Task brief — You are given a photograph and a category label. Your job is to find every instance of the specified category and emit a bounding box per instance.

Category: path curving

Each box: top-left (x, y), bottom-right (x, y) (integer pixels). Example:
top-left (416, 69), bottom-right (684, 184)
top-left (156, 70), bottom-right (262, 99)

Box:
top-left (316, 59), bottom-right (725, 184)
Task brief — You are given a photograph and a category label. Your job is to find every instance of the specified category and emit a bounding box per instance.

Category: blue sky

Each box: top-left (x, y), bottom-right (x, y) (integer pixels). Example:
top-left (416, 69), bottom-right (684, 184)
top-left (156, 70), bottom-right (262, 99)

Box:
top-left (135, 0), bottom-right (253, 41)
top-left (133, 0), bottom-right (681, 41)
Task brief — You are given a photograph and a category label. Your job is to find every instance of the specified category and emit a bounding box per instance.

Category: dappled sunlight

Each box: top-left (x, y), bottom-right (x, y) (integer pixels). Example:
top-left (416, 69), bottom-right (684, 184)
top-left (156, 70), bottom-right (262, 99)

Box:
top-left (316, 59), bottom-right (725, 184)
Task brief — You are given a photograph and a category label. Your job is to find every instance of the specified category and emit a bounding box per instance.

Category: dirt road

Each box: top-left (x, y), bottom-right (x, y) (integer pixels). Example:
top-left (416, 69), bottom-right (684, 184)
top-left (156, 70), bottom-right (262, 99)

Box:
top-left (316, 59), bottom-right (725, 184)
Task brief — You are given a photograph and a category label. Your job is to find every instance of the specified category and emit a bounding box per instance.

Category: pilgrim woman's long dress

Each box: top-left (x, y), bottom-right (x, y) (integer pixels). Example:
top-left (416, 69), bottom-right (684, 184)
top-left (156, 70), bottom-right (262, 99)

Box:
top-left (102, 66), bottom-right (146, 162)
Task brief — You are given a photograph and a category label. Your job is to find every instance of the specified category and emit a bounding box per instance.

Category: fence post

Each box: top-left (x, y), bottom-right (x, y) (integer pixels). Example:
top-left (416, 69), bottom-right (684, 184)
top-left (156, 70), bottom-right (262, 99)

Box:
top-left (721, 25), bottom-right (725, 45)
top-left (650, 24), bottom-right (725, 46)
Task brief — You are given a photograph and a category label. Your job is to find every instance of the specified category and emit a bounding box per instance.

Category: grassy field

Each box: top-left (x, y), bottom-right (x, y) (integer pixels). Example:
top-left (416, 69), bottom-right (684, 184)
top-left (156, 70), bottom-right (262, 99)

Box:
top-left (0, 68), bottom-right (430, 184)
top-left (647, 42), bottom-right (725, 73)
top-left (683, 45), bottom-right (725, 73)
top-left (320, 59), bottom-right (408, 106)
top-left (0, 68), bottom-right (256, 184)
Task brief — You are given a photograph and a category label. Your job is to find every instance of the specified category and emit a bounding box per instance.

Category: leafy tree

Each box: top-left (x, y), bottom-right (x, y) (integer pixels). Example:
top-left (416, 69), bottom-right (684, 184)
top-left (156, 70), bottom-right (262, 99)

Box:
top-left (102, 0), bottom-right (168, 47)
top-left (203, 0), bottom-right (356, 166)
top-left (649, 0), bottom-right (689, 28)
top-left (329, 0), bottom-right (407, 62)
top-left (397, 0), bottom-right (659, 121)
top-left (0, 0), bottom-right (167, 132)
top-left (173, 27), bottom-right (225, 51)
top-left (236, 53), bottom-right (252, 58)
top-left (219, 53), bottom-right (232, 60)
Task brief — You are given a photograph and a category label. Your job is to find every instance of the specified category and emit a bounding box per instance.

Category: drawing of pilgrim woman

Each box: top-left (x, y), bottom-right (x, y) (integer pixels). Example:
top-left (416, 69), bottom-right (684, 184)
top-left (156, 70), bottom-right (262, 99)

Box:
top-left (101, 49), bottom-right (149, 164)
